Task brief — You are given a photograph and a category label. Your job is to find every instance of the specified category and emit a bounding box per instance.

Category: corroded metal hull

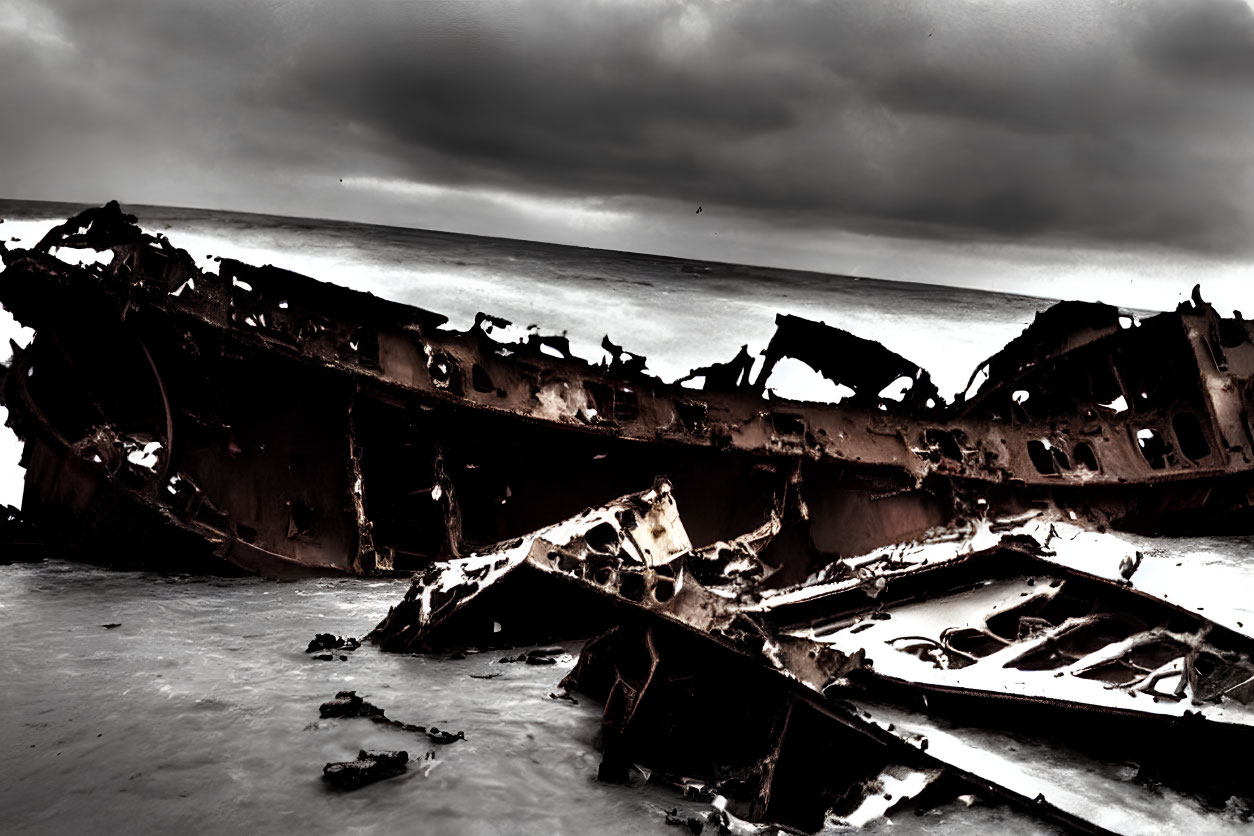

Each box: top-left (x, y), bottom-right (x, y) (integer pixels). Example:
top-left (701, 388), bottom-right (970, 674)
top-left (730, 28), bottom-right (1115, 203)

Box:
top-left (370, 482), bottom-right (1254, 833)
top-left (2, 203), bottom-right (1253, 578)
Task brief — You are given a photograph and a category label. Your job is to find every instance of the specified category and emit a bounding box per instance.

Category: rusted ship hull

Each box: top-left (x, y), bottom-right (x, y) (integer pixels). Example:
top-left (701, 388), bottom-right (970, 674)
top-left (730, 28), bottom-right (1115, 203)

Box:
top-left (370, 482), bottom-right (1254, 833)
top-left (2, 203), bottom-right (1253, 578)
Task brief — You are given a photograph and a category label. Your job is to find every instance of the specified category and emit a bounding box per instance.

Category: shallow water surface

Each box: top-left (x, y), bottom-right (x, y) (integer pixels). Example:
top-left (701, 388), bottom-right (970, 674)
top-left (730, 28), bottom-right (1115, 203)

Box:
top-left (0, 561), bottom-right (673, 835)
top-left (1, 561), bottom-right (1063, 835)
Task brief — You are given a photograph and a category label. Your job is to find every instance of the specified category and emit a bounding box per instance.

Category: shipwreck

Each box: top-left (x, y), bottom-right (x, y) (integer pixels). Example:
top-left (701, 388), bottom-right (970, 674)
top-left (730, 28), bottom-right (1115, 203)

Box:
top-left (1, 203), bottom-right (1253, 579)
top-left (4, 204), bottom-right (1253, 832)
top-left (370, 480), bottom-right (1254, 833)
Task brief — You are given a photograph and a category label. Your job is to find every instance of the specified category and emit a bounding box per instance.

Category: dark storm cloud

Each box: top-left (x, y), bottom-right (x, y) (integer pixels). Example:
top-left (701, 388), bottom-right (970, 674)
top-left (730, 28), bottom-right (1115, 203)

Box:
top-left (1137, 0), bottom-right (1254, 80)
top-left (5, 0), bottom-right (1254, 253)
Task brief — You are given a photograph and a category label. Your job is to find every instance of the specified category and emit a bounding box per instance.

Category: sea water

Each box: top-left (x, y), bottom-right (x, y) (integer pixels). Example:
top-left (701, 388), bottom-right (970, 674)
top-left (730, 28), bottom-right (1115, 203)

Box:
top-left (0, 200), bottom-right (1243, 834)
top-left (0, 559), bottom-right (1069, 835)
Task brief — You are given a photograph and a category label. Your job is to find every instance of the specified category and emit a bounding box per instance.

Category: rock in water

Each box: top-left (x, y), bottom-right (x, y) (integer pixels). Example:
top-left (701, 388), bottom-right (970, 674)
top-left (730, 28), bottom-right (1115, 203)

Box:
top-left (322, 750), bottom-right (408, 790)
top-left (306, 633), bottom-right (358, 653)
top-left (426, 727), bottom-right (466, 745)
top-left (319, 690), bottom-right (385, 720)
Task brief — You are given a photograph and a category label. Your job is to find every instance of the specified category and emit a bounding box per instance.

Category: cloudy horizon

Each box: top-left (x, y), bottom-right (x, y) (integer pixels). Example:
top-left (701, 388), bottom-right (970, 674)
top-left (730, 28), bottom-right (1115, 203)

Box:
top-left (3, 0), bottom-right (1254, 311)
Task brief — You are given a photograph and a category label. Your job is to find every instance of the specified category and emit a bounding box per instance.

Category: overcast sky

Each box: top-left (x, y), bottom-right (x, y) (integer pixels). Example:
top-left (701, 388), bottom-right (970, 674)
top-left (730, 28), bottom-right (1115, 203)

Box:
top-left (3, 0), bottom-right (1254, 310)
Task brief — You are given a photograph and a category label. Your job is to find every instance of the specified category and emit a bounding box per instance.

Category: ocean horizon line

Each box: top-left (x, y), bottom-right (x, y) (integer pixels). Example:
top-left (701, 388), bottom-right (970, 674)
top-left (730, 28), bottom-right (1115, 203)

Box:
top-left (0, 195), bottom-right (1085, 312)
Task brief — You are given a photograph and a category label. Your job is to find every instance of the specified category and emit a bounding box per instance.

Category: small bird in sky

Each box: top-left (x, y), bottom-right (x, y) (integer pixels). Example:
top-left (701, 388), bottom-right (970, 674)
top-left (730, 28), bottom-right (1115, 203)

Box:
top-left (695, 205), bottom-right (703, 214)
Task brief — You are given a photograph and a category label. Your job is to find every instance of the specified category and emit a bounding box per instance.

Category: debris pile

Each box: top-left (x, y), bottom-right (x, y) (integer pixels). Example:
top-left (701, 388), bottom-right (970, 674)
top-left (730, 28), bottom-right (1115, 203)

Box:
top-left (499, 647), bottom-right (566, 665)
top-left (370, 482), bottom-right (1254, 833)
top-left (314, 691), bottom-right (465, 791)
top-left (322, 750), bottom-right (409, 791)
top-left (306, 634), bottom-right (361, 654)
top-left (306, 633), bottom-right (361, 661)
top-left (317, 690), bottom-right (461, 741)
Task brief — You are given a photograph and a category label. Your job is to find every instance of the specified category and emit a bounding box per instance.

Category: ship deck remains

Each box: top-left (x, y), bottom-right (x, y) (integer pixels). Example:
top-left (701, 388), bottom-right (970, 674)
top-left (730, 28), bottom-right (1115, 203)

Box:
top-left (2, 203), bottom-right (1252, 578)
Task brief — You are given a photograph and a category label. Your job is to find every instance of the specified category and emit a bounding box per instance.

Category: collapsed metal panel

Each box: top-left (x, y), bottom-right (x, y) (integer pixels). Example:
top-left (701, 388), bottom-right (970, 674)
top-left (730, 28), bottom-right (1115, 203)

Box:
top-left (368, 484), bottom-right (1254, 833)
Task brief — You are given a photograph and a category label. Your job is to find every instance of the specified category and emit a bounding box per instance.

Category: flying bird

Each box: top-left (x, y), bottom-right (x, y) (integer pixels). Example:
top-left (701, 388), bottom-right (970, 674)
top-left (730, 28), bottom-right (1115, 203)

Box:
top-left (695, 206), bottom-right (703, 214)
